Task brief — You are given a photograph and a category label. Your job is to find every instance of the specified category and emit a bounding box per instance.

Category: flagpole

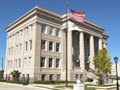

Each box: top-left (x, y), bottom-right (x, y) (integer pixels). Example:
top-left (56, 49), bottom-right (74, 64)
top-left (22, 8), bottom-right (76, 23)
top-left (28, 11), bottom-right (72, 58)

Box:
top-left (65, 1), bottom-right (68, 88)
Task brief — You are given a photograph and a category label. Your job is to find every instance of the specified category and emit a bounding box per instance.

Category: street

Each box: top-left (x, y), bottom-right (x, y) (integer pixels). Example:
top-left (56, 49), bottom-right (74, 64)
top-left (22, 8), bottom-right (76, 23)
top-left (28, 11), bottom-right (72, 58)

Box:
top-left (0, 82), bottom-right (50, 90)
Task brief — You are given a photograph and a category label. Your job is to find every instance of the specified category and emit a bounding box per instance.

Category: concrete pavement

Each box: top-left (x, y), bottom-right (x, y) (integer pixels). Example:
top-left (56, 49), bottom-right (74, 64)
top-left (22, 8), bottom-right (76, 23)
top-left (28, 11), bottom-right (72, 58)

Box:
top-left (0, 82), bottom-right (50, 90)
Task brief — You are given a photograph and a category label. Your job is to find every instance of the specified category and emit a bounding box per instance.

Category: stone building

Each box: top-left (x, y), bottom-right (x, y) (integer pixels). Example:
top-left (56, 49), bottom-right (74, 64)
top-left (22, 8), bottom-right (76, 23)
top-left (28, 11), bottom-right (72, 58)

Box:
top-left (4, 6), bottom-right (108, 82)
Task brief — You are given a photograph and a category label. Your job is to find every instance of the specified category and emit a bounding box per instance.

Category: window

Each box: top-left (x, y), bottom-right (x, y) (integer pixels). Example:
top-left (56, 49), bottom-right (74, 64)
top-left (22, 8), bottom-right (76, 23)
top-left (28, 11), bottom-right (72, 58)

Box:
top-left (41, 74), bottom-right (46, 81)
top-left (10, 60), bottom-right (12, 68)
top-left (49, 74), bottom-right (53, 81)
top-left (30, 24), bottom-right (33, 34)
top-left (29, 57), bottom-right (32, 63)
top-left (15, 60), bottom-right (17, 68)
top-left (49, 26), bottom-right (54, 35)
top-left (42, 24), bottom-right (47, 34)
top-left (24, 58), bottom-right (27, 68)
top-left (19, 30), bottom-right (22, 38)
top-left (56, 29), bottom-right (60, 37)
top-left (8, 61), bottom-right (10, 69)
top-left (16, 45), bottom-right (18, 53)
top-left (26, 27), bottom-right (28, 35)
top-left (25, 41), bottom-right (28, 51)
top-left (41, 40), bottom-right (46, 50)
top-left (40, 57), bottom-right (45, 68)
top-left (57, 74), bottom-right (60, 80)
top-left (76, 74), bottom-right (78, 79)
top-left (49, 58), bottom-right (53, 68)
top-left (19, 59), bottom-right (21, 68)
top-left (49, 42), bottom-right (53, 51)
top-left (16, 32), bottom-right (19, 39)
top-left (11, 47), bottom-right (13, 55)
top-left (29, 40), bottom-right (32, 50)
top-left (56, 43), bottom-right (60, 52)
top-left (19, 44), bottom-right (22, 52)
top-left (56, 59), bottom-right (60, 68)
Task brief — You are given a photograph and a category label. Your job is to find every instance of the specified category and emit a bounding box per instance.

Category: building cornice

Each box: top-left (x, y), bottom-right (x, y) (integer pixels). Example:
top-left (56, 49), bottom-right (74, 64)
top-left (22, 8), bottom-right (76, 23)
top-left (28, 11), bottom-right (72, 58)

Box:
top-left (5, 6), bottom-right (62, 32)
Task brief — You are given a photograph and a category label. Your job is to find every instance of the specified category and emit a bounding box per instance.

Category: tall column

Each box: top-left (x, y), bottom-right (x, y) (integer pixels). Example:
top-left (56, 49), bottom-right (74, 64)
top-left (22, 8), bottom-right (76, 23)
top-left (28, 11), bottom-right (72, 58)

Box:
top-left (79, 32), bottom-right (85, 70)
top-left (68, 30), bottom-right (72, 70)
top-left (90, 35), bottom-right (95, 70)
top-left (99, 38), bottom-right (102, 50)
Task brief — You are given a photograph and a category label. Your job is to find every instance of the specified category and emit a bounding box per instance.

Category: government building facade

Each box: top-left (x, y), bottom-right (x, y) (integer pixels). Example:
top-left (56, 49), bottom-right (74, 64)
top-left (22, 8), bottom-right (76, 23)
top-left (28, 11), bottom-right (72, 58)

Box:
top-left (4, 6), bottom-right (108, 82)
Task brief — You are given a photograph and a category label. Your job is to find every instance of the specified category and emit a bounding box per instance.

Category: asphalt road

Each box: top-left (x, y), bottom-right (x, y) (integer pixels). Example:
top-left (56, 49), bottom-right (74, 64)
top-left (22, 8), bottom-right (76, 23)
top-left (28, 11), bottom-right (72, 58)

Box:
top-left (0, 82), bottom-right (50, 90)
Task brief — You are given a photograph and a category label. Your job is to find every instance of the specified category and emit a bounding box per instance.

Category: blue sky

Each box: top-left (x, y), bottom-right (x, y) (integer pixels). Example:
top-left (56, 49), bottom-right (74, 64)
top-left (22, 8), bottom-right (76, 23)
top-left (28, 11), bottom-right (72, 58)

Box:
top-left (0, 0), bottom-right (120, 70)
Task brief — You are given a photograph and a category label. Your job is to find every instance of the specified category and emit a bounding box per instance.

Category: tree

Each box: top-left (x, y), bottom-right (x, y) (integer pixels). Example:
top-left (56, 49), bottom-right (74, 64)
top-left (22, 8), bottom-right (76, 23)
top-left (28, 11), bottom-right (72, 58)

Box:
top-left (93, 49), bottom-right (112, 85)
top-left (11, 70), bottom-right (21, 81)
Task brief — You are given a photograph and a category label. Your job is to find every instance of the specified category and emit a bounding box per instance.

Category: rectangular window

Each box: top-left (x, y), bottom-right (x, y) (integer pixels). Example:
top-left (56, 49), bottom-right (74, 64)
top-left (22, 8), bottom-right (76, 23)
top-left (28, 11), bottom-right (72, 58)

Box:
top-left (25, 41), bottom-right (28, 51)
top-left (19, 44), bottom-right (22, 52)
top-left (19, 59), bottom-right (21, 68)
top-left (16, 45), bottom-right (18, 53)
top-left (29, 57), bottom-right (32, 63)
top-left (40, 57), bottom-right (45, 68)
top-left (9, 48), bottom-right (11, 55)
top-left (76, 74), bottom-right (78, 79)
top-left (42, 24), bottom-right (46, 34)
top-left (11, 60), bottom-right (12, 68)
top-left (49, 58), bottom-right (53, 68)
top-left (41, 40), bottom-right (46, 50)
top-left (56, 43), bottom-right (60, 52)
top-left (26, 27), bottom-right (28, 35)
top-left (56, 59), bottom-right (60, 68)
top-left (15, 60), bottom-right (17, 68)
top-left (49, 42), bottom-right (53, 51)
top-left (41, 74), bottom-right (46, 81)
top-left (29, 40), bottom-right (32, 50)
top-left (49, 26), bottom-right (54, 35)
top-left (11, 47), bottom-right (13, 55)
top-left (49, 74), bottom-right (53, 81)
top-left (57, 74), bottom-right (60, 80)
top-left (24, 58), bottom-right (27, 68)
top-left (56, 29), bottom-right (60, 37)
top-left (30, 24), bottom-right (33, 34)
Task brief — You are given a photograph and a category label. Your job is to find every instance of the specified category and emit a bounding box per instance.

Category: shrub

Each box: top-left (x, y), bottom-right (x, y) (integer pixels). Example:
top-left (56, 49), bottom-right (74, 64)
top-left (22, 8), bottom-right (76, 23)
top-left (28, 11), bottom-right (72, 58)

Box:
top-left (0, 79), bottom-right (6, 82)
top-left (6, 80), bottom-right (28, 85)
top-left (34, 80), bottom-right (75, 84)
top-left (11, 70), bottom-right (21, 81)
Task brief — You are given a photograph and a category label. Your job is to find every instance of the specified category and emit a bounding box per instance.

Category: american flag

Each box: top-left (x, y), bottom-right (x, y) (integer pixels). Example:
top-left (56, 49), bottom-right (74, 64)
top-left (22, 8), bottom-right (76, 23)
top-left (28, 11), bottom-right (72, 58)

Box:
top-left (67, 9), bottom-right (85, 23)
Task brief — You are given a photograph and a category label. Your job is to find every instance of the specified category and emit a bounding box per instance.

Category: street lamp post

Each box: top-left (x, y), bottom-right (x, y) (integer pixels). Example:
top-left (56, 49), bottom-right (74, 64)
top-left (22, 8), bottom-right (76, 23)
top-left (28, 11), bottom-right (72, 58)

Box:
top-left (114, 57), bottom-right (119, 90)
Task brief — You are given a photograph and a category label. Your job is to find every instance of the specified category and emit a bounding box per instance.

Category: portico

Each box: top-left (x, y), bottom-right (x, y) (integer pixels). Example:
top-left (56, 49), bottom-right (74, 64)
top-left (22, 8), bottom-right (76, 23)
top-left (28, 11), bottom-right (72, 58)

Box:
top-left (67, 22), bottom-right (104, 72)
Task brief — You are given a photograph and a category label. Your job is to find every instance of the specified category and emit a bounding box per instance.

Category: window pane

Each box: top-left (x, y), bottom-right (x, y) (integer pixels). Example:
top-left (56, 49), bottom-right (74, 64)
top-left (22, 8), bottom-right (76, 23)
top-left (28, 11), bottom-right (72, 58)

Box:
top-left (49, 26), bottom-right (53, 35)
top-left (41, 40), bottom-right (46, 50)
top-left (30, 40), bottom-right (32, 50)
top-left (49, 74), bottom-right (53, 81)
top-left (41, 57), bottom-right (45, 67)
top-left (42, 24), bottom-right (46, 34)
top-left (25, 41), bottom-right (28, 51)
top-left (42, 74), bottom-right (46, 81)
top-left (56, 43), bottom-right (60, 52)
top-left (56, 29), bottom-right (60, 37)
top-left (49, 42), bottom-right (53, 51)
top-left (49, 58), bottom-right (53, 67)
top-left (56, 59), bottom-right (60, 68)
